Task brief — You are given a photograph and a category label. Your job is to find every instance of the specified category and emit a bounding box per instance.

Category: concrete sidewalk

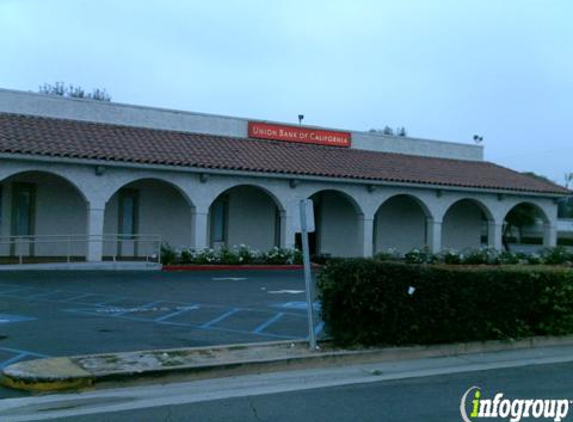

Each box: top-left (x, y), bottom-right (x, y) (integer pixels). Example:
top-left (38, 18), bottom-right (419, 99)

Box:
top-left (3, 335), bottom-right (573, 393)
top-left (4, 344), bottom-right (573, 422)
top-left (0, 261), bottom-right (161, 271)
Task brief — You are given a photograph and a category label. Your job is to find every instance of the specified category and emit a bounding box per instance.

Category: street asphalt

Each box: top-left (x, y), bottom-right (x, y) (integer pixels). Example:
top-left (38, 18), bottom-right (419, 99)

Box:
top-left (87, 361), bottom-right (573, 422)
top-left (0, 270), bottom-right (320, 398)
top-left (4, 347), bottom-right (573, 421)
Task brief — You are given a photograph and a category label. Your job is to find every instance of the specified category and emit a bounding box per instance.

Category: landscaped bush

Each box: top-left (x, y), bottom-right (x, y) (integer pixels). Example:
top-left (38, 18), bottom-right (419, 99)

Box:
top-left (160, 243), bottom-right (177, 265)
top-left (441, 250), bottom-right (462, 265)
top-left (373, 248), bottom-right (402, 262)
top-left (161, 245), bottom-right (303, 265)
top-left (404, 247), bottom-right (436, 264)
top-left (496, 250), bottom-right (522, 265)
top-left (374, 246), bottom-right (573, 267)
top-left (461, 247), bottom-right (498, 265)
top-left (263, 247), bottom-right (303, 265)
top-left (318, 259), bottom-right (573, 347)
top-left (541, 246), bottom-right (572, 265)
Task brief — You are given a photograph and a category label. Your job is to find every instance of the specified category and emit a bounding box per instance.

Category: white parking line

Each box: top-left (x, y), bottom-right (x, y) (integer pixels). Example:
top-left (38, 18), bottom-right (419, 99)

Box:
top-left (267, 290), bottom-right (304, 294)
top-left (212, 277), bottom-right (247, 281)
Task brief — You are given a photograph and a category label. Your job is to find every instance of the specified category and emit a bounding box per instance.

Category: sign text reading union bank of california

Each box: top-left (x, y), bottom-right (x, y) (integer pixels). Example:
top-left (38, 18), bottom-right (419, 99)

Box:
top-left (248, 122), bottom-right (351, 148)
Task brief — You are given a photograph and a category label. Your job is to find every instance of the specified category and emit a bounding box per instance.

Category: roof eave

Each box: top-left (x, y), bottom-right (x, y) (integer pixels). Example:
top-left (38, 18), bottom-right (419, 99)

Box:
top-left (0, 152), bottom-right (569, 199)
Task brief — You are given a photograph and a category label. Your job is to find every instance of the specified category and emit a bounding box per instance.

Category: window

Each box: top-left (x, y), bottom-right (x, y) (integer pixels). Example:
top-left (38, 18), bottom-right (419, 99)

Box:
top-left (274, 206), bottom-right (281, 247)
top-left (118, 189), bottom-right (139, 236)
top-left (210, 196), bottom-right (228, 245)
top-left (11, 183), bottom-right (36, 237)
top-left (10, 183), bottom-right (36, 257)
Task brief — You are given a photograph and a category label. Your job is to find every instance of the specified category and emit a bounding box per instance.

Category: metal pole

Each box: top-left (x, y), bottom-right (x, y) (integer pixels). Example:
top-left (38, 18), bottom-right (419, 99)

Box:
top-left (18, 239), bottom-right (23, 265)
top-left (300, 200), bottom-right (317, 350)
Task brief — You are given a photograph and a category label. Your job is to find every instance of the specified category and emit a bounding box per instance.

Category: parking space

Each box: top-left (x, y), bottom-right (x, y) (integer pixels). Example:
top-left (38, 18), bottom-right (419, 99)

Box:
top-left (0, 270), bottom-right (323, 382)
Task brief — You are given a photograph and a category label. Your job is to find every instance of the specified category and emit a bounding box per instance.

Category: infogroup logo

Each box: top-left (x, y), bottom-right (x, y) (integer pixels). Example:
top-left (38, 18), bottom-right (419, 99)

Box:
top-left (460, 387), bottom-right (570, 422)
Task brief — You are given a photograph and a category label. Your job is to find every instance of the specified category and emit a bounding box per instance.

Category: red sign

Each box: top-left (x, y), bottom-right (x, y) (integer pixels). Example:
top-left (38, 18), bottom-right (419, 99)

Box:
top-left (248, 122), bottom-right (351, 148)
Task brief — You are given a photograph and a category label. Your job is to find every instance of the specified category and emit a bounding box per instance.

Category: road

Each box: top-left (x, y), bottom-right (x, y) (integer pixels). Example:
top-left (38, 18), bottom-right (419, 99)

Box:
top-left (3, 345), bottom-right (573, 421)
top-left (83, 363), bottom-right (573, 422)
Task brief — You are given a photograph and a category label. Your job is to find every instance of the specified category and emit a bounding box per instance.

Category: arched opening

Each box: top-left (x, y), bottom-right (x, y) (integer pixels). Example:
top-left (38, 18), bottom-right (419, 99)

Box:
top-left (503, 202), bottom-right (549, 251)
top-left (104, 179), bottom-right (193, 259)
top-left (373, 195), bottom-right (430, 254)
top-left (296, 190), bottom-right (362, 257)
top-left (208, 185), bottom-right (282, 251)
top-left (442, 199), bottom-right (491, 251)
top-left (0, 171), bottom-right (88, 263)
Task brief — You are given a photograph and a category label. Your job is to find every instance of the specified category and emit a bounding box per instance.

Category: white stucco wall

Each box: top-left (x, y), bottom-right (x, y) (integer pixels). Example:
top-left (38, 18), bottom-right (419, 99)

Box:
top-left (223, 186), bottom-right (278, 251)
top-left (0, 172), bottom-right (86, 257)
top-left (103, 179), bottom-right (192, 257)
top-left (442, 200), bottom-right (485, 251)
top-left (314, 191), bottom-right (361, 257)
top-left (374, 196), bottom-right (427, 253)
top-left (0, 88), bottom-right (483, 161)
top-left (0, 157), bottom-right (562, 262)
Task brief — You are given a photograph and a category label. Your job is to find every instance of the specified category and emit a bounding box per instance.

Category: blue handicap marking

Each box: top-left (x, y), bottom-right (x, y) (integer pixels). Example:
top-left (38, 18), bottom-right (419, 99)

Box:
top-left (0, 313), bottom-right (36, 324)
top-left (272, 301), bottom-right (321, 311)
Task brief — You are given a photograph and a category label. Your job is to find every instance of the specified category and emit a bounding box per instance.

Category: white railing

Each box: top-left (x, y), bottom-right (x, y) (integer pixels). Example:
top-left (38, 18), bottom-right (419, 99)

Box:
top-left (0, 234), bottom-right (162, 265)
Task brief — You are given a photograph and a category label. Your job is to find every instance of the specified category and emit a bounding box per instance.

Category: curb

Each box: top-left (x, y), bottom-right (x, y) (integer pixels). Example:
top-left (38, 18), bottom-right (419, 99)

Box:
top-left (3, 335), bottom-right (573, 392)
top-left (162, 264), bottom-right (321, 271)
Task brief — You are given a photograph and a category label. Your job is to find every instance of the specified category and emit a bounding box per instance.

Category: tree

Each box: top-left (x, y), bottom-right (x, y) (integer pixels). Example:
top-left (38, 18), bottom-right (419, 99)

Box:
top-left (565, 173), bottom-right (573, 189)
top-left (558, 197), bottom-right (573, 218)
top-left (368, 126), bottom-right (408, 137)
top-left (504, 203), bottom-right (539, 248)
top-left (382, 126), bottom-right (394, 136)
top-left (499, 171), bottom-right (555, 250)
top-left (38, 82), bottom-right (111, 101)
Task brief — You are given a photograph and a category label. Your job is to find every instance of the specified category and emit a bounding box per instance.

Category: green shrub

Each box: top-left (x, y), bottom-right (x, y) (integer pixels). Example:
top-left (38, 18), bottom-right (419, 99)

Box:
top-left (218, 247), bottom-right (241, 265)
top-left (542, 246), bottom-right (572, 265)
top-left (193, 248), bottom-right (218, 264)
top-left (291, 249), bottom-right (303, 265)
top-left (310, 254), bottom-right (335, 265)
top-left (441, 250), bottom-right (462, 265)
top-left (404, 247), bottom-right (435, 264)
top-left (318, 259), bottom-right (573, 347)
top-left (527, 253), bottom-right (543, 265)
top-left (160, 243), bottom-right (177, 265)
top-left (461, 248), bottom-right (498, 265)
top-left (236, 245), bottom-right (256, 264)
top-left (374, 248), bottom-right (402, 262)
top-left (263, 247), bottom-right (303, 265)
top-left (180, 248), bottom-right (193, 263)
top-left (497, 251), bottom-right (521, 265)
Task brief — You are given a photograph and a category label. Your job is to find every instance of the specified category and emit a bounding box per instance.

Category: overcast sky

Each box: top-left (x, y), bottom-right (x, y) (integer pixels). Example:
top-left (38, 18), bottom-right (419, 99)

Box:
top-left (1, 0), bottom-right (571, 184)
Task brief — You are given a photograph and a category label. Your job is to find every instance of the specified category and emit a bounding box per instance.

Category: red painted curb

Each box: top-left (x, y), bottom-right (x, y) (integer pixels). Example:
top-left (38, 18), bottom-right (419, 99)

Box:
top-left (162, 264), bottom-right (320, 272)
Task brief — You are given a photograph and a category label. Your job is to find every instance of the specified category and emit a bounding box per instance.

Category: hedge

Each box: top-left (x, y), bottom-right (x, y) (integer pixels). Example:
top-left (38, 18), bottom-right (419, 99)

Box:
top-left (317, 260), bottom-right (573, 347)
top-left (160, 244), bottom-right (303, 266)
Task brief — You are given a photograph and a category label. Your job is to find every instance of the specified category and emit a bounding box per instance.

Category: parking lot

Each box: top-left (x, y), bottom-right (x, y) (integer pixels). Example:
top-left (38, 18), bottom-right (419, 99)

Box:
top-left (0, 269), bottom-right (322, 396)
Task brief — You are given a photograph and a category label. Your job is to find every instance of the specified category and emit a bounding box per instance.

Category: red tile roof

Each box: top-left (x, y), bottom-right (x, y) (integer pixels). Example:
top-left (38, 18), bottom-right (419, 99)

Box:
top-left (0, 113), bottom-right (569, 195)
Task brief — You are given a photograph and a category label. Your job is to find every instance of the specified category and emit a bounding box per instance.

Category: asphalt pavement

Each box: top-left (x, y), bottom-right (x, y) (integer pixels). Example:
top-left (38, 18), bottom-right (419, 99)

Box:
top-left (75, 363), bottom-right (573, 422)
top-left (4, 345), bottom-right (573, 421)
top-left (0, 270), bottom-right (320, 398)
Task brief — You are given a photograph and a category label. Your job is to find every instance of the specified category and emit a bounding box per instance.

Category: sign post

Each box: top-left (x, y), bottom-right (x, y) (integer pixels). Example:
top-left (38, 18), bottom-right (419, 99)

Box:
top-left (298, 199), bottom-right (317, 350)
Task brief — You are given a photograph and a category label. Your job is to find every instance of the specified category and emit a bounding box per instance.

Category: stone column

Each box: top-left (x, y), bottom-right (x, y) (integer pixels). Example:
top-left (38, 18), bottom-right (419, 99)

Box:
top-left (359, 215), bottom-right (375, 257)
top-left (86, 205), bottom-right (105, 262)
top-left (426, 218), bottom-right (442, 253)
top-left (191, 206), bottom-right (209, 250)
top-left (543, 222), bottom-right (558, 248)
top-left (279, 209), bottom-right (296, 249)
top-left (487, 221), bottom-right (504, 251)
